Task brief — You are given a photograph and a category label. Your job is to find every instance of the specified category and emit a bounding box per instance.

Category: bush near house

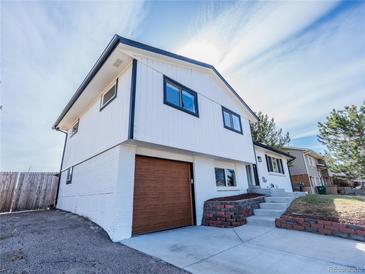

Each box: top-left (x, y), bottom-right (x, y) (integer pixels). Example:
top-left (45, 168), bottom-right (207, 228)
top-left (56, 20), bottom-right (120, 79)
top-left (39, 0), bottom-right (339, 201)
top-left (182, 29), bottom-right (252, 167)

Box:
top-left (276, 195), bottom-right (365, 241)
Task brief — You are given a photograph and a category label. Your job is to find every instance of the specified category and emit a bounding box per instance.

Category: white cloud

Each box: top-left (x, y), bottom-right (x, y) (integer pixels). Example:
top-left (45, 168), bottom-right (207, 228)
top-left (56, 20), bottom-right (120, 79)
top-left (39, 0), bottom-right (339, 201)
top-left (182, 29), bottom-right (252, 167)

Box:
top-left (1, 1), bottom-right (146, 171)
top-left (177, 2), bottom-right (365, 151)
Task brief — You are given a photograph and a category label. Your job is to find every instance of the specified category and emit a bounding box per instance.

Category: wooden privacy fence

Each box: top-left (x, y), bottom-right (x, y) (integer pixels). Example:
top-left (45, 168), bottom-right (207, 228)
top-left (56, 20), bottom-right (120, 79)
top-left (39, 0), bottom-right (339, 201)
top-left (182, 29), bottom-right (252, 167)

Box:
top-left (0, 172), bottom-right (59, 213)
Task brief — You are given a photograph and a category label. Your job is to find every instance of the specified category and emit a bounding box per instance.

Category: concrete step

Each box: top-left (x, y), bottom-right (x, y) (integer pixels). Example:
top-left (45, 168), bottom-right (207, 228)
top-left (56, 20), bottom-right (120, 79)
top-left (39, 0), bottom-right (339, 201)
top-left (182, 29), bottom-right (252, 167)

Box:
top-left (265, 196), bottom-right (293, 203)
top-left (246, 216), bottom-right (276, 227)
top-left (270, 191), bottom-right (307, 197)
top-left (260, 202), bottom-right (288, 210)
top-left (254, 208), bottom-right (284, 217)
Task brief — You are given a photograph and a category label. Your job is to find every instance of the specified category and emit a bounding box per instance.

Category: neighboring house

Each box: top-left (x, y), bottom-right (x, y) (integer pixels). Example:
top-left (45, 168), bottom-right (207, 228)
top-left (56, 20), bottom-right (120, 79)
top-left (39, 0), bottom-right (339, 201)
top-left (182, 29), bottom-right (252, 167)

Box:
top-left (283, 147), bottom-right (333, 193)
top-left (251, 142), bottom-right (295, 193)
top-left (54, 35), bottom-right (292, 242)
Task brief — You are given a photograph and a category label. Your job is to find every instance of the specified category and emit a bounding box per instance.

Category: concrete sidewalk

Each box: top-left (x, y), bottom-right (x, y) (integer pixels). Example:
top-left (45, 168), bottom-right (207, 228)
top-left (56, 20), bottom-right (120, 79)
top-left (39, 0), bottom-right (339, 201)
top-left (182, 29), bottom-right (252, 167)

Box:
top-left (122, 225), bottom-right (365, 274)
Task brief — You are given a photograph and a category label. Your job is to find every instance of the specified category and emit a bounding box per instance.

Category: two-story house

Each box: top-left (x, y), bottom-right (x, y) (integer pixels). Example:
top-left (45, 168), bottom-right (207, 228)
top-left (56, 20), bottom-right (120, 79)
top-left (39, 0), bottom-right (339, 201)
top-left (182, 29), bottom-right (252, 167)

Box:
top-left (283, 147), bottom-right (332, 193)
top-left (53, 35), bottom-right (293, 242)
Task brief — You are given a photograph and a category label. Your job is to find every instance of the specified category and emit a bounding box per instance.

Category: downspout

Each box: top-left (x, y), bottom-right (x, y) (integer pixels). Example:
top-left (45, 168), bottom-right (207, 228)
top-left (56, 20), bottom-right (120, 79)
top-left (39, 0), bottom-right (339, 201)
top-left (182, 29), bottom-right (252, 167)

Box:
top-left (54, 128), bottom-right (68, 208)
top-left (302, 152), bottom-right (312, 193)
top-left (287, 158), bottom-right (294, 192)
top-left (249, 124), bottom-right (260, 188)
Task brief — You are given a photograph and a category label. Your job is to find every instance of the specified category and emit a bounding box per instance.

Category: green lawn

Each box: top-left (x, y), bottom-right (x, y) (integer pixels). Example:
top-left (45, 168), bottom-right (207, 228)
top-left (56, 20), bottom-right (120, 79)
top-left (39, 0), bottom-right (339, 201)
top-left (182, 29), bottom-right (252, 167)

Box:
top-left (286, 194), bottom-right (365, 225)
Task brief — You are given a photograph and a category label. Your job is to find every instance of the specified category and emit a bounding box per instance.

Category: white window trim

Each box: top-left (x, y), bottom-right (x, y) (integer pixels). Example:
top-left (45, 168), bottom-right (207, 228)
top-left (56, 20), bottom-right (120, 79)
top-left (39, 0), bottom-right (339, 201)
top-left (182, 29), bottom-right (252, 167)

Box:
top-left (268, 172), bottom-right (286, 177)
top-left (215, 167), bottom-right (238, 189)
top-left (266, 155), bottom-right (285, 175)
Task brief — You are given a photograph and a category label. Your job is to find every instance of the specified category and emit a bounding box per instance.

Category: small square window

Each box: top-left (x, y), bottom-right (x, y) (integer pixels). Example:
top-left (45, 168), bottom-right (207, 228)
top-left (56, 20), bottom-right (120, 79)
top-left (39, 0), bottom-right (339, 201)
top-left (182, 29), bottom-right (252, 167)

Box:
top-left (215, 168), bottom-right (226, 187)
top-left (164, 76), bottom-right (199, 117)
top-left (223, 111), bottom-right (232, 128)
top-left (266, 155), bottom-right (285, 174)
top-left (100, 82), bottom-right (117, 110)
top-left (66, 167), bottom-right (73, 184)
top-left (226, 169), bottom-right (236, 186)
top-left (222, 107), bottom-right (242, 134)
top-left (70, 120), bottom-right (79, 137)
top-left (182, 90), bottom-right (196, 113)
top-left (215, 168), bottom-right (237, 187)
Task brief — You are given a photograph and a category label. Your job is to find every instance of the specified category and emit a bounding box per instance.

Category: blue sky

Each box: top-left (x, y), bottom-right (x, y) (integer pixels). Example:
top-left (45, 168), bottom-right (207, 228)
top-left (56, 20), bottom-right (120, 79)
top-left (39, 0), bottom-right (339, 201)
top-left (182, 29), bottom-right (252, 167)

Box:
top-left (1, 1), bottom-right (364, 171)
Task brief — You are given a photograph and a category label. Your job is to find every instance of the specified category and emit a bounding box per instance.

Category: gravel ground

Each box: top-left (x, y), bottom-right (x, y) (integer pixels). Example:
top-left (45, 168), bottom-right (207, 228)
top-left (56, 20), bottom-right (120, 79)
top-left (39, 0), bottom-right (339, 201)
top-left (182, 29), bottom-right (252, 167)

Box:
top-left (0, 210), bottom-right (188, 274)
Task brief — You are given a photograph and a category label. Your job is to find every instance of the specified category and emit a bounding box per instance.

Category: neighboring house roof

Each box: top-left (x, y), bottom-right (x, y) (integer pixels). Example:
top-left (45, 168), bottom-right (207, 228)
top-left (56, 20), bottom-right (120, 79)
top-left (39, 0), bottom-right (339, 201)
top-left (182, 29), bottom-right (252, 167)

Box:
top-left (53, 34), bottom-right (258, 129)
top-left (283, 146), bottom-right (323, 160)
top-left (254, 142), bottom-right (295, 160)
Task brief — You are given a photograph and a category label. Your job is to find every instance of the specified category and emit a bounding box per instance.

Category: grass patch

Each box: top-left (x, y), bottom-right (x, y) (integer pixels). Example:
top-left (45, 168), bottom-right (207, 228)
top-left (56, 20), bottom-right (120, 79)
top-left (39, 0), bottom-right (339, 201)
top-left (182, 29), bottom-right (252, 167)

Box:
top-left (286, 194), bottom-right (365, 225)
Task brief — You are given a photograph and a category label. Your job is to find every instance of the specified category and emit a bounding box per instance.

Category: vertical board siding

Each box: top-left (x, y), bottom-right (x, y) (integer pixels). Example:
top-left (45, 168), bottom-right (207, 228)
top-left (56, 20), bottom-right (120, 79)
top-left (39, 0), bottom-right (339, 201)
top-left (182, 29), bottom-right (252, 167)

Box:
top-left (134, 57), bottom-right (255, 163)
top-left (62, 65), bottom-right (132, 169)
top-left (0, 172), bottom-right (58, 213)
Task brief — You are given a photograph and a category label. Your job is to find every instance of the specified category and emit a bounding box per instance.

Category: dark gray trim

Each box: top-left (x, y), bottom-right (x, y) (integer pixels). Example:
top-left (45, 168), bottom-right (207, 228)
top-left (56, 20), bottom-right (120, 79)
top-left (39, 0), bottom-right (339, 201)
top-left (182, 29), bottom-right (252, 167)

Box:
top-left (53, 34), bottom-right (257, 129)
top-left (66, 166), bottom-right (73, 184)
top-left (55, 129), bottom-right (68, 207)
top-left (163, 75), bottom-right (199, 117)
top-left (99, 78), bottom-right (118, 112)
top-left (128, 59), bottom-right (138, 139)
top-left (254, 142), bottom-right (295, 160)
top-left (221, 106), bottom-right (243, 134)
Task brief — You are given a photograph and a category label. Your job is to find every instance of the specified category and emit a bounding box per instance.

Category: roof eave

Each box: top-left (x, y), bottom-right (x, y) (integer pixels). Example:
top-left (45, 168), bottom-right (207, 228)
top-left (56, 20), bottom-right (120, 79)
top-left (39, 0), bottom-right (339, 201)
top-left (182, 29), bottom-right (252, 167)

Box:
top-left (254, 142), bottom-right (295, 160)
top-left (53, 34), bottom-right (258, 129)
top-left (52, 35), bottom-right (120, 129)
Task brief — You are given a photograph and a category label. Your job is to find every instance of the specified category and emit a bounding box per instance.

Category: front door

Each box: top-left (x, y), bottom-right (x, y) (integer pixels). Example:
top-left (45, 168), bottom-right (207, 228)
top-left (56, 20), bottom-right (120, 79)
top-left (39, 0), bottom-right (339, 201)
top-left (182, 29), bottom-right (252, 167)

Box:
top-left (253, 164), bottom-right (260, 186)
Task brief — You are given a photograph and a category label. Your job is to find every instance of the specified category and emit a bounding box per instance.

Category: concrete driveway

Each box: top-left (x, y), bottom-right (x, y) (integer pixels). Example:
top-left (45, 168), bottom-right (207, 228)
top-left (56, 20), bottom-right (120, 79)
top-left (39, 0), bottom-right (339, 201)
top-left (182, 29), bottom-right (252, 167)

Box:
top-left (122, 224), bottom-right (365, 274)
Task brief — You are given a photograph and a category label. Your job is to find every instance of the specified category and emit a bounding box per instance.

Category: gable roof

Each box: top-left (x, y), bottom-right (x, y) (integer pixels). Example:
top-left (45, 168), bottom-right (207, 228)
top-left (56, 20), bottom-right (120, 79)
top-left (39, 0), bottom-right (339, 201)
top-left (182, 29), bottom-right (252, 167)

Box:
top-left (53, 34), bottom-right (258, 129)
top-left (254, 142), bottom-right (295, 160)
top-left (283, 146), bottom-right (323, 159)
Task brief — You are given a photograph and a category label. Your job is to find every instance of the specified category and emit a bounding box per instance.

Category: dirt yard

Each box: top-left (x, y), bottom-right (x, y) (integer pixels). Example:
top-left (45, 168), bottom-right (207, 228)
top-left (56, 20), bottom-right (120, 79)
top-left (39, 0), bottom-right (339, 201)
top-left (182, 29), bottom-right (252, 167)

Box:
top-left (0, 210), bottom-right (188, 274)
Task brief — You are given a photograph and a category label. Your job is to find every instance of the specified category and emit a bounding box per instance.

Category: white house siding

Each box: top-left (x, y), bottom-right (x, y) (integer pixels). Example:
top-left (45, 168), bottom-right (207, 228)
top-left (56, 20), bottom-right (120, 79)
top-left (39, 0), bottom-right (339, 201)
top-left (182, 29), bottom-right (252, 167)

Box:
top-left (62, 65), bottom-right (132, 170)
top-left (58, 142), bottom-right (249, 241)
top-left (255, 147), bottom-right (293, 192)
top-left (134, 145), bottom-right (250, 227)
top-left (57, 145), bottom-right (121, 240)
top-left (133, 57), bottom-right (256, 164)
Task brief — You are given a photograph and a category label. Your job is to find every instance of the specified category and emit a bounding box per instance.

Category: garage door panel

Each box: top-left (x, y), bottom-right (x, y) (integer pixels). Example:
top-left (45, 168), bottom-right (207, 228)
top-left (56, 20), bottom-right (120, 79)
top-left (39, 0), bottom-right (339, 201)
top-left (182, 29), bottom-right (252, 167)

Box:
top-left (132, 156), bottom-right (193, 235)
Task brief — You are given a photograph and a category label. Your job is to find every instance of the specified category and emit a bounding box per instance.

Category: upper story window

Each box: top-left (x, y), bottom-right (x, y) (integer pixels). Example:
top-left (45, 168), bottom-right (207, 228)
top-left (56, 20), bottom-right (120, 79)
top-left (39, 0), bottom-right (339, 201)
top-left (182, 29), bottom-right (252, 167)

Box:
top-left (70, 120), bottom-right (79, 137)
top-left (215, 168), bottom-right (237, 187)
top-left (163, 76), bottom-right (199, 117)
top-left (307, 155), bottom-right (315, 166)
top-left (66, 166), bottom-right (73, 184)
top-left (100, 81), bottom-right (117, 111)
top-left (265, 155), bottom-right (285, 174)
top-left (222, 107), bottom-right (242, 134)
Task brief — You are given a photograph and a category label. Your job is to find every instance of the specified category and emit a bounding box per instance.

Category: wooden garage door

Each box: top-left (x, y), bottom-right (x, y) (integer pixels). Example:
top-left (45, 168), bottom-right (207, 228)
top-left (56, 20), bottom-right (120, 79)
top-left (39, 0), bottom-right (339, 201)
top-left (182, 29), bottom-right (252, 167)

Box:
top-left (132, 156), bottom-right (194, 235)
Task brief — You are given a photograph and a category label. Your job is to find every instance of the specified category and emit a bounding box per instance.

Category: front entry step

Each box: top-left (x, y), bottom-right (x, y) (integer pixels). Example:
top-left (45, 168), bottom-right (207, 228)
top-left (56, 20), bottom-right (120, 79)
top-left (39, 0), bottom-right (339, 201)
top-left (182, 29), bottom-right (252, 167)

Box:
top-left (260, 202), bottom-right (289, 210)
top-left (265, 196), bottom-right (293, 203)
top-left (247, 191), bottom-right (307, 227)
top-left (254, 208), bottom-right (284, 217)
top-left (246, 216), bottom-right (276, 227)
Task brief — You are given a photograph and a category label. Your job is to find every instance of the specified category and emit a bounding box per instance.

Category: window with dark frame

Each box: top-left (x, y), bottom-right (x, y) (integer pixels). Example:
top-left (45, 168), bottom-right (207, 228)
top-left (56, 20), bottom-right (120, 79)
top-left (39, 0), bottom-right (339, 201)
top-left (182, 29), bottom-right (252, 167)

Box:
top-left (163, 76), bottom-right (199, 117)
top-left (215, 168), bottom-right (237, 187)
top-left (265, 155), bottom-right (285, 174)
top-left (100, 83), bottom-right (117, 110)
top-left (66, 167), bottom-right (73, 184)
top-left (70, 120), bottom-right (79, 136)
top-left (222, 107), bottom-right (242, 134)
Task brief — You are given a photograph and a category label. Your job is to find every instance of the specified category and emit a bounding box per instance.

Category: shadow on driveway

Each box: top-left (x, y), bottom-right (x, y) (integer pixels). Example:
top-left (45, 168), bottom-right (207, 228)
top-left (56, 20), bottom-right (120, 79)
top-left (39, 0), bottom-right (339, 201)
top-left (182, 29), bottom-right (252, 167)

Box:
top-left (0, 210), bottom-right (187, 274)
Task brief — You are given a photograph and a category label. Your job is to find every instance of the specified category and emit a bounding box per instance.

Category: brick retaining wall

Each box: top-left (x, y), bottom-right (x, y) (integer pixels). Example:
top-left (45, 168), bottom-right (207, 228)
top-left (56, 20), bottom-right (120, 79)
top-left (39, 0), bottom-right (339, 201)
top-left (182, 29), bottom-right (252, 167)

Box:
top-left (202, 196), bottom-right (265, 228)
top-left (275, 214), bottom-right (365, 242)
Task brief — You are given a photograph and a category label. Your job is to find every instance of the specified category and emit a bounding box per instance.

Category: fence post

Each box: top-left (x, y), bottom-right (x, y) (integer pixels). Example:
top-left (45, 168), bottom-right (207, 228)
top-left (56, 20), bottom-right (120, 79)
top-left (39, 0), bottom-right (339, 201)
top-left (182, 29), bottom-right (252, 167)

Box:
top-left (9, 172), bottom-right (20, 212)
